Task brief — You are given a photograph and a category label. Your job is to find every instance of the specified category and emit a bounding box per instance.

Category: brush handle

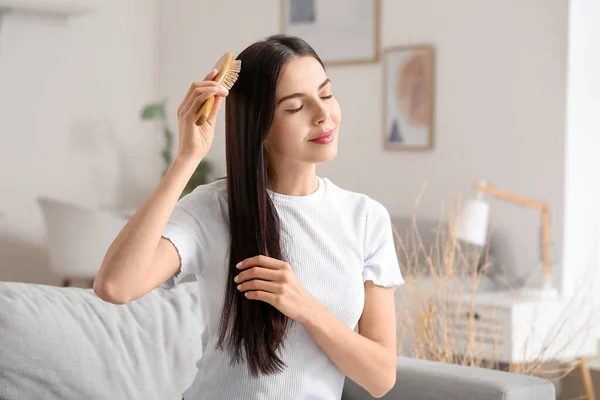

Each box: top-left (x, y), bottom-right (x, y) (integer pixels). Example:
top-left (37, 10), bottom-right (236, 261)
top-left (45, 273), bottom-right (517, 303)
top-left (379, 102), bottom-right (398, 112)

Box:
top-left (195, 53), bottom-right (233, 126)
top-left (195, 96), bottom-right (215, 126)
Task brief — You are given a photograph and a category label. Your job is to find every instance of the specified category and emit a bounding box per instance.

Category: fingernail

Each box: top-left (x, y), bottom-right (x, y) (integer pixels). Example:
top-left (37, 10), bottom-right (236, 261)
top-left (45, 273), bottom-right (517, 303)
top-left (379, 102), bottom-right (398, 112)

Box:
top-left (234, 275), bottom-right (239, 282)
top-left (236, 262), bottom-right (242, 269)
top-left (220, 86), bottom-right (229, 95)
top-left (237, 285), bottom-right (241, 290)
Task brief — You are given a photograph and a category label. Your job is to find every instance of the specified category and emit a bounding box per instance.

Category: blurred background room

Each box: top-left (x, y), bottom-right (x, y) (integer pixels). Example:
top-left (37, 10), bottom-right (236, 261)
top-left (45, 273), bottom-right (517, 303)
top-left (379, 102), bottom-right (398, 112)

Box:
top-left (1, 1), bottom-right (599, 399)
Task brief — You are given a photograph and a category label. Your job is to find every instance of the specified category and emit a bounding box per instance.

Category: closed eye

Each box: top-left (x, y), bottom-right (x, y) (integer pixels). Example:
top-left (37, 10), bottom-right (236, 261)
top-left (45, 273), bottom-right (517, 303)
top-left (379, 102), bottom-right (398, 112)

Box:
top-left (286, 105), bottom-right (304, 113)
top-left (285, 94), bottom-right (334, 113)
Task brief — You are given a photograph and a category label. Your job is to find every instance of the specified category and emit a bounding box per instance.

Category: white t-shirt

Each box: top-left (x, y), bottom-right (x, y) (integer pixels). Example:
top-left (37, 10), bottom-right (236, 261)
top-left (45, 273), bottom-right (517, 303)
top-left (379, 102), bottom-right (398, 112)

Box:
top-left (161, 176), bottom-right (404, 400)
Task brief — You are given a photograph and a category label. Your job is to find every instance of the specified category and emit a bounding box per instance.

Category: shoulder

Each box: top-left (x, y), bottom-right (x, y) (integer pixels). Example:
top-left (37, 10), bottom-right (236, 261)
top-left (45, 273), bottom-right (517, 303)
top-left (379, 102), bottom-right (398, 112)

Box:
top-left (177, 178), bottom-right (227, 211)
top-left (322, 177), bottom-right (390, 221)
top-left (189, 177), bottom-right (227, 198)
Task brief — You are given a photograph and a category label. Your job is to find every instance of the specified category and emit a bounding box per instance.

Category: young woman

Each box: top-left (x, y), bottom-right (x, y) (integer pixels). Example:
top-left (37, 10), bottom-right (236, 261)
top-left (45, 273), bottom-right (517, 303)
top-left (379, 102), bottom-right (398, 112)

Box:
top-left (94, 34), bottom-right (404, 400)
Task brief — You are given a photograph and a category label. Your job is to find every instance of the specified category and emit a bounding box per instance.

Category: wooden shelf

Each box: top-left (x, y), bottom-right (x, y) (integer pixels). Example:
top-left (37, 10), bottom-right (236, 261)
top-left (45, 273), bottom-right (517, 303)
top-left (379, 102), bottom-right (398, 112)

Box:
top-left (0, 0), bottom-right (93, 18)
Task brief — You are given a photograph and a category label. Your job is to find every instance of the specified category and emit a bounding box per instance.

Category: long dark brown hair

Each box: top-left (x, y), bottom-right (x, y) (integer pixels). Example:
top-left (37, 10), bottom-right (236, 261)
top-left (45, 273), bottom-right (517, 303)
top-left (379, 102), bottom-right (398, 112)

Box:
top-left (218, 34), bottom-right (324, 376)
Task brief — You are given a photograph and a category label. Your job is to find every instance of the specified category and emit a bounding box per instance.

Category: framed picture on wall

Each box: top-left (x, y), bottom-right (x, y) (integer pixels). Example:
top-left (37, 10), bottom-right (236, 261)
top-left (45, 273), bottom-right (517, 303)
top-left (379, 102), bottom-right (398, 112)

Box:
top-left (383, 44), bottom-right (435, 151)
top-left (280, 0), bottom-right (380, 66)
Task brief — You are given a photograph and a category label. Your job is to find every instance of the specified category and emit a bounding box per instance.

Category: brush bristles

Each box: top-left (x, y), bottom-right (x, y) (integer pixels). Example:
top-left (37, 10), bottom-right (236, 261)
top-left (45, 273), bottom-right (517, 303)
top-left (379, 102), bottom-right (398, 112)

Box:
top-left (221, 60), bottom-right (241, 90)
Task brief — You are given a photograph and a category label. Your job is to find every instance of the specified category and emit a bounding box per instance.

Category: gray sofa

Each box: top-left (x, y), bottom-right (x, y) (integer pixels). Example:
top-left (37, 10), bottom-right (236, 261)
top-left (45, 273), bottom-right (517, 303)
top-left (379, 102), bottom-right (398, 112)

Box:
top-left (0, 281), bottom-right (555, 400)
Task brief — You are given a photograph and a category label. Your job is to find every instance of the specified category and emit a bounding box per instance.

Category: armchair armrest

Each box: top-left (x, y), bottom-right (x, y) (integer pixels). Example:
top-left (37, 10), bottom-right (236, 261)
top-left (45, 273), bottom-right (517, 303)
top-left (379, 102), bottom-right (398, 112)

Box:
top-left (342, 357), bottom-right (555, 400)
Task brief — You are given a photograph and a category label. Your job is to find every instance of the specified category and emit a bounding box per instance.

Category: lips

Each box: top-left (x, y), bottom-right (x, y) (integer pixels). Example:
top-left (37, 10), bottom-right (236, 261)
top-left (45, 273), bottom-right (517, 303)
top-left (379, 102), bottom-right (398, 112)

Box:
top-left (309, 129), bottom-right (334, 141)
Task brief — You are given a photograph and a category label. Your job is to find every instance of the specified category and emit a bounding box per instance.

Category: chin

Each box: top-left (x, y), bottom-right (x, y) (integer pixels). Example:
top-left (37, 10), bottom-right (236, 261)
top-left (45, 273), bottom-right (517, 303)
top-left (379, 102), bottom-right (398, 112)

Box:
top-left (307, 145), bottom-right (338, 164)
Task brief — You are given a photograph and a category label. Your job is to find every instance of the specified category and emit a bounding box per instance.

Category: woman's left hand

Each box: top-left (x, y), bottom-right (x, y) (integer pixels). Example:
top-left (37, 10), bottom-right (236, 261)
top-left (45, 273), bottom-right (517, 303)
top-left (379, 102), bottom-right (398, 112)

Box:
top-left (235, 255), bottom-right (318, 324)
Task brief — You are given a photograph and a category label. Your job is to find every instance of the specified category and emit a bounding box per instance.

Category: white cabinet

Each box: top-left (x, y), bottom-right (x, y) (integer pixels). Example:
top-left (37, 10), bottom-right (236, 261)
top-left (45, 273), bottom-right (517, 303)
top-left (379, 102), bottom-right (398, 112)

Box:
top-left (397, 278), bottom-right (597, 365)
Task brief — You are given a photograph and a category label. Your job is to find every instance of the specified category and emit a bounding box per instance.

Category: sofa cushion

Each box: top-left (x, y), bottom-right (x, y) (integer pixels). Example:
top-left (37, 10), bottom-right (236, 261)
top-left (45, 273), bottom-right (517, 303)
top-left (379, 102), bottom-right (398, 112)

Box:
top-left (0, 281), bottom-right (203, 400)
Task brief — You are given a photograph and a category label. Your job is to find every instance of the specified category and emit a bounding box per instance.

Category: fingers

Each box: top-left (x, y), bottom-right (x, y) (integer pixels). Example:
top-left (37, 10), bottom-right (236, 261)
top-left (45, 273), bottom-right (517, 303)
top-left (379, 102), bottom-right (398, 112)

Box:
top-left (204, 68), bottom-right (218, 81)
top-left (244, 290), bottom-right (277, 303)
top-left (180, 85), bottom-right (229, 121)
top-left (177, 68), bottom-right (218, 115)
top-left (180, 86), bottom-right (218, 118)
top-left (179, 70), bottom-right (216, 112)
top-left (179, 81), bottom-right (220, 116)
top-left (205, 96), bottom-right (223, 127)
top-left (234, 266), bottom-right (281, 284)
top-left (237, 255), bottom-right (289, 271)
top-left (237, 279), bottom-right (281, 294)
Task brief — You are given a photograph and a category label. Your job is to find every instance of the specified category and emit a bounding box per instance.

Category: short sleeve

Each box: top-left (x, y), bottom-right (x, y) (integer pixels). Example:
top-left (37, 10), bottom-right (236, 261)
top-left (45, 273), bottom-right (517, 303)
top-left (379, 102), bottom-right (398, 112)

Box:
top-left (363, 199), bottom-right (405, 289)
top-left (160, 183), bottom-right (222, 290)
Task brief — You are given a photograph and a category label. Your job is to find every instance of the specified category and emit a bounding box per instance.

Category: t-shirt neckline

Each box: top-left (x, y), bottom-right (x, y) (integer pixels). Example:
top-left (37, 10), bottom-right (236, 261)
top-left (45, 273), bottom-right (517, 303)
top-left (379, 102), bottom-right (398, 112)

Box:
top-left (266, 176), bottom-right (326, 204)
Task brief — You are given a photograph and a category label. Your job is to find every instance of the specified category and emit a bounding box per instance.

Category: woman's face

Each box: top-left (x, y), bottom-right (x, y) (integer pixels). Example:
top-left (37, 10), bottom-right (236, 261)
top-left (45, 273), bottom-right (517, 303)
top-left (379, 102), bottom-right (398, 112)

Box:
top-left (264, 56), bottom-right (341, 166)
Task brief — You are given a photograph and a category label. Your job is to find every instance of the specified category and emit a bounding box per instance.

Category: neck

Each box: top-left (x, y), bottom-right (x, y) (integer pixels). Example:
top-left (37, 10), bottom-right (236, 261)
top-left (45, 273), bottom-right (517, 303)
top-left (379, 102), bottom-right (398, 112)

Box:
top-left (266, 163), bottom-right (318, 196)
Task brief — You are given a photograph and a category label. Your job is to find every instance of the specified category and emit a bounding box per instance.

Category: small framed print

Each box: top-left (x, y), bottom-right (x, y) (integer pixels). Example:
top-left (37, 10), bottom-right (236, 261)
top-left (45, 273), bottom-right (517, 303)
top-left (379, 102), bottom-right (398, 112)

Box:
top-left (384, 44), bottom-right (435, 151)
top-left (280, 0), bottom-right (380, 66)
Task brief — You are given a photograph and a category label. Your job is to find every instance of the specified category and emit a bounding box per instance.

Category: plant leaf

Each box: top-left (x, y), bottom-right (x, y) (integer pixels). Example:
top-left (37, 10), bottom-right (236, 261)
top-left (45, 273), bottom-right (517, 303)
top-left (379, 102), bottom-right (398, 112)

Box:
top-left (140, 103), bottom-right (166, 120)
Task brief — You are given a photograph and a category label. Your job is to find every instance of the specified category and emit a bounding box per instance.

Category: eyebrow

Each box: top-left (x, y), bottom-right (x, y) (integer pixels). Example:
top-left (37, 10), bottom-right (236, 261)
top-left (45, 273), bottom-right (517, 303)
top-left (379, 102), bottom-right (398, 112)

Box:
top-left (276, 78), bottom-right (331, 106)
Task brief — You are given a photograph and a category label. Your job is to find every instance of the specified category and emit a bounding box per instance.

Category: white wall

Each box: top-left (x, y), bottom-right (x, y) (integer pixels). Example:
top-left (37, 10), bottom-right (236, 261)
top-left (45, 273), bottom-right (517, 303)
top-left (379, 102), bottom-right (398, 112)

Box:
top-left (563, 0), bottom-right (600, 305)
top-left (0, 1), bottom-right (160, 284)
top-left (0, 0), bottom-right (569, 289)
top-left (158, 0), bottom-right (568, 288)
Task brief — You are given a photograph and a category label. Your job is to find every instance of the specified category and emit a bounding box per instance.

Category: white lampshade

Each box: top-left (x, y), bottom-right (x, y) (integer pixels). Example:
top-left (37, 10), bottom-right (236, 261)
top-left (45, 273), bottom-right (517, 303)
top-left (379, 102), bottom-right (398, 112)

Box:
top-left (457, 198), bottom-right (490, 246)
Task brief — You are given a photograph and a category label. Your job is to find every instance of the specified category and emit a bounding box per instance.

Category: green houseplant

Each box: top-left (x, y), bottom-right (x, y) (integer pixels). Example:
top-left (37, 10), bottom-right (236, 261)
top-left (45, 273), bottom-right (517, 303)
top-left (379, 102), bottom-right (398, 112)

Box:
top-left (140, 101), bottom-right (214, 198)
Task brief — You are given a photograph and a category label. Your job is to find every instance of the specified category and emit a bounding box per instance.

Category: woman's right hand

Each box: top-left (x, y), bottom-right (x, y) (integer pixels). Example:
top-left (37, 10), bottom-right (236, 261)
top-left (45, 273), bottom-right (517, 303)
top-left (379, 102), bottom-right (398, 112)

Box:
top-left (176, 69), bottom-right (229, 162)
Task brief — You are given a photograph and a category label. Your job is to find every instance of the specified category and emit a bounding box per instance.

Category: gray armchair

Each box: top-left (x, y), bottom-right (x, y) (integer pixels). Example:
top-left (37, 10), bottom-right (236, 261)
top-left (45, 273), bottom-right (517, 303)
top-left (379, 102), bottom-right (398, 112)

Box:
top-left (342, 356), bottom-right (555, 400)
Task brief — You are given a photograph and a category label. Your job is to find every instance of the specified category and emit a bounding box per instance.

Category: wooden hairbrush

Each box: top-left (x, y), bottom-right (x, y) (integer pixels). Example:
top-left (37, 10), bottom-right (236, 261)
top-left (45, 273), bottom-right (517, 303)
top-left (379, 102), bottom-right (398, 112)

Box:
top-left (194, 52), bottom-right (241, 126)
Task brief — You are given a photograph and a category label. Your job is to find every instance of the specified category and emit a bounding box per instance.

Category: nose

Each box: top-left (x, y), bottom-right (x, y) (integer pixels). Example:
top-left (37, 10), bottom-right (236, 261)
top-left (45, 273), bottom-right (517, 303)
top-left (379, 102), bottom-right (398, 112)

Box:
top-left (312, 102), bottom-right (329, 126)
